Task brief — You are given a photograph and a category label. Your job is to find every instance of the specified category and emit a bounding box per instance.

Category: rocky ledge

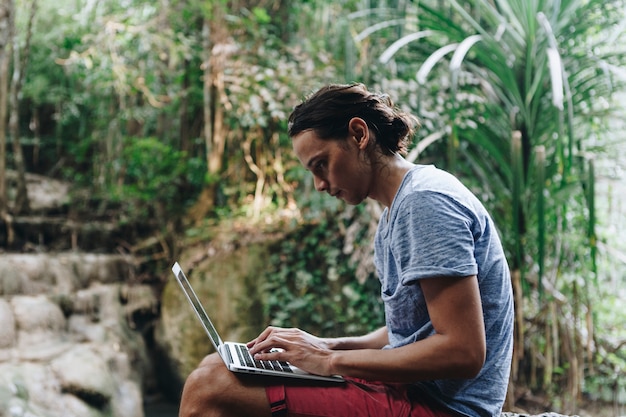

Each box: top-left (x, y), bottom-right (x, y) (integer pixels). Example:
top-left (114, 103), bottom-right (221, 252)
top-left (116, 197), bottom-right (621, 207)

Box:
top-left (0, 253), bottom-right (159, 417)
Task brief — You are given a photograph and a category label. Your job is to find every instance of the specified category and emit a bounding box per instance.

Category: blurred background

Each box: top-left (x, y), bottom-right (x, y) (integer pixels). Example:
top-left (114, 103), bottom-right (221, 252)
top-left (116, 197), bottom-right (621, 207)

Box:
top-left (0, 0), bottom-right (624, 416)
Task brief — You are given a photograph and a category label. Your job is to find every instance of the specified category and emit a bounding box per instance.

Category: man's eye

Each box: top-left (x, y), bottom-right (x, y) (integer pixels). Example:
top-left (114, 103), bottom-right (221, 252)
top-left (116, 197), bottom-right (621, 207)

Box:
top-left (314, 161), bottom-right (326, 171)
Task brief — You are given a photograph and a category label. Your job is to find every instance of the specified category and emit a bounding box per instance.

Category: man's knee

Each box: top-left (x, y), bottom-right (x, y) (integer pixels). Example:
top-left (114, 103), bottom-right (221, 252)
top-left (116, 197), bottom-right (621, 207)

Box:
top-left (198, 352), bottom-right (222, 369)
top-left (180, 353), bottom-right (271, 417)
top-left (186, 355), bottom-right (230, 393)
top-left (180, 355), bottom-right (233, 415)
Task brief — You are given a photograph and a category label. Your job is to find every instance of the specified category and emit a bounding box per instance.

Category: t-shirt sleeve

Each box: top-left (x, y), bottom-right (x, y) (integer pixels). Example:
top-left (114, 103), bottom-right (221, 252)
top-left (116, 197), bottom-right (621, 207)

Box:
top-left (391, 191), bottom-right (479, 285)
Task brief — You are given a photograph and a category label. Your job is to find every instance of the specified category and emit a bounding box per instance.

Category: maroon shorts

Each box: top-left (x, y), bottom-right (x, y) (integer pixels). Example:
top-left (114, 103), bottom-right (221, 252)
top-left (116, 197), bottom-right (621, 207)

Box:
top-left (265, 377), bottom-right (455, 417)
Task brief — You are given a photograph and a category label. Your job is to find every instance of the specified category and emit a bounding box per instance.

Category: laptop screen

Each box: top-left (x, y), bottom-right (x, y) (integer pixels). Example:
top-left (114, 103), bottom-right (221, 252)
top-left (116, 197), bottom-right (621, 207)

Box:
top-left (172, 262), bottom-right (224, 353)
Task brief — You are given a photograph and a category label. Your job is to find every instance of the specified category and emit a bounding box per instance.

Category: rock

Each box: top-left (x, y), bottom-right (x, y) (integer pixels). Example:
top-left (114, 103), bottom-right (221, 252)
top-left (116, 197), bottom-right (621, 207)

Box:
top-left (51, 345), bottom-right (115, 408)
top-left (0, 299), bottom-right (15, 349)
top-left (0, 254), bottom-right (134, 297)
top-left (0, 252), bottom-right (151, 417)
top-left (70, 253), bottom-right (133, 286)
top-left (57, 393), bottom-right (103, 417)
top-left (11, 295), bottom-right (69, 361)
top-left (111, 380), bottom-right (144, 417)
top-left (0, 299), bottom-right (16, 363)
top-left (0, 362), bottom-right (102, 417)
top-left (6, 171), bottom-right (71, 212)
top-left (154, 244), bottom-right (271, 397)
top-left (1, 173), bottom-right (156, 417)
top-left (0, 362), bottom-right (62, 417)
top-left (120, 283), bottom-right (159, 323)
top-left (0, 260), bottom-right (28, 295)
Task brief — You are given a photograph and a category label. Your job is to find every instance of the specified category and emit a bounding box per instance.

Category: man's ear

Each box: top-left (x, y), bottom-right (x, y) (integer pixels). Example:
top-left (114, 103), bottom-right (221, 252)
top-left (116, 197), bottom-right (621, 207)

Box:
top-left (348, 117), bottom-right (370, 150)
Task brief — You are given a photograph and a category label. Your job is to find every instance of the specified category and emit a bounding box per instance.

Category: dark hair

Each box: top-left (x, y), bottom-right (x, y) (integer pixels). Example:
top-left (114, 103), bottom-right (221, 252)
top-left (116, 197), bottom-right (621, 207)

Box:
top-left (288, 83), bottom-right (420, 155)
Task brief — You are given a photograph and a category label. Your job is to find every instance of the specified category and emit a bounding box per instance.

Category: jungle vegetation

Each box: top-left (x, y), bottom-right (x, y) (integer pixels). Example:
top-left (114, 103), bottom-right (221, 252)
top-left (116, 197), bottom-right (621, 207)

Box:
top-left (0, 0), bottom-right (625, 413)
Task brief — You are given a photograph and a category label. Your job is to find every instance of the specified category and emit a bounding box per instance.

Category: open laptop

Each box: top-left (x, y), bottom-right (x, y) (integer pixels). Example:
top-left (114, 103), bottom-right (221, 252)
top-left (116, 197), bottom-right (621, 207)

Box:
top-left (171, 262), bottom-right (344, 382)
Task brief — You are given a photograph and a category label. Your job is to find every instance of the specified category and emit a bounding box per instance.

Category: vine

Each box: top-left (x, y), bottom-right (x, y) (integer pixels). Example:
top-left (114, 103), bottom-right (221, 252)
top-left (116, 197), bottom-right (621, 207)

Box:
top-left (261, 217), bottom-right (384, 338)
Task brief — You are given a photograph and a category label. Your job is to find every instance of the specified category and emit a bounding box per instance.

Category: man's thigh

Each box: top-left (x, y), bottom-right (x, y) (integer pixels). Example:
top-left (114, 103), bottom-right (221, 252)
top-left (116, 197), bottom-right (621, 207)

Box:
top-left (180, 354), bottom-right (272, 417)
top-left (265, 378), bottom-right (453, 417)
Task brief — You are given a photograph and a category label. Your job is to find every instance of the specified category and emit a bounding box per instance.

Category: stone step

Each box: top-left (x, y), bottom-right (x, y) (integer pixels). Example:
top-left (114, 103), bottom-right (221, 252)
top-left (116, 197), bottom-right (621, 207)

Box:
top-left (0, 253), bottom-right (134, 296)
top-left (0, 252), bottom-right (159, 417)
top-left (1, 215), bottom-right (142, 252)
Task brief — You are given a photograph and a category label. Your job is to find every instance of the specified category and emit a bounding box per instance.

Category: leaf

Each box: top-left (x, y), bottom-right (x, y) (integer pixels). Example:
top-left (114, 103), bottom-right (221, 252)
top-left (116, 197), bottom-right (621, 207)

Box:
top-left (379, 30), bottom-right (436, 64)
top-left (546, 47), bottom-right (564, 110)
top-left (450, 35), bottom-right (483, 72)
top-left (355, 19), bottom-right (409, 43)
top-left (416, 43), bottom-right (458, 85)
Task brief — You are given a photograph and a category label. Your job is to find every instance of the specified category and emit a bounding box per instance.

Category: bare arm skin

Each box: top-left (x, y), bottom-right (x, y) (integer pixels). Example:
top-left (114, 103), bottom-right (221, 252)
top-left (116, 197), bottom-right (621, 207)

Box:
top-left (249, 275), bottom-right (486, 382)
top-left (324, 326), bottom-right (389, 350)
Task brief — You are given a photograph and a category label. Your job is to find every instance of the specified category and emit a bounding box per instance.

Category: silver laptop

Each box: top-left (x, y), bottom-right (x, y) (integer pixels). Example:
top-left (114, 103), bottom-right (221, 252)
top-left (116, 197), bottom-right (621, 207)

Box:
top-left (171, 262), bottom-right (344, 383)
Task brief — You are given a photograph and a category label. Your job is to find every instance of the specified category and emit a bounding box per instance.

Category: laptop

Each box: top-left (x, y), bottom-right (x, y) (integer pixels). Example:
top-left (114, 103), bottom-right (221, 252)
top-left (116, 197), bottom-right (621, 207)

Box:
top-left (171, 262), bottom-right (344, 383)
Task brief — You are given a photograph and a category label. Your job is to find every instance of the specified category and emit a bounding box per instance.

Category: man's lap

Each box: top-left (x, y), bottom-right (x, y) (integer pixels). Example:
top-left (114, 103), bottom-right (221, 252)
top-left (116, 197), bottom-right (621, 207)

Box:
top-left (265, 377), bottom-right (454, 417)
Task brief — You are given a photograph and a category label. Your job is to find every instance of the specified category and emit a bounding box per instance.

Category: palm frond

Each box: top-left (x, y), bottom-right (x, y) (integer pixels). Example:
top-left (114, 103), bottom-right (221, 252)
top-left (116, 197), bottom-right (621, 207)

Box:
top-left (416, 43), bottom-right (458, 84)
top-left (379, 30), bottom-right (436, 64)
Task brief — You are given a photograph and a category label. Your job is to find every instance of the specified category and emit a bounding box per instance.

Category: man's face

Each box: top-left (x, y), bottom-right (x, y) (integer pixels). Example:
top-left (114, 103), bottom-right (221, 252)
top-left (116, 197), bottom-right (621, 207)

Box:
top-left (292, 130), bottom-right (371, 205)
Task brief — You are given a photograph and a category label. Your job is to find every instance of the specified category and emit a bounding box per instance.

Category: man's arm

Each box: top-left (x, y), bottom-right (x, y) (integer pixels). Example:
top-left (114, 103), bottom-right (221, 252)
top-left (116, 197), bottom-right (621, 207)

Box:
top-left (324, 326), bottom-right (389, 350)
top-left (327, 275), bottom-right (486, 382)
top-left (247, 326), bottom-right (388, 355)
top-left (252, 275), bottom-right (485, 382)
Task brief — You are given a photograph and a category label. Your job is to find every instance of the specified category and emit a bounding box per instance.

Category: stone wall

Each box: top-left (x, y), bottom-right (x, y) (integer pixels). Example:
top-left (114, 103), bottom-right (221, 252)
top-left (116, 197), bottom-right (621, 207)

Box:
top-left (154, 242), bottom-right (272, 398)
top-left (0, 253), bottom-right (157, 417)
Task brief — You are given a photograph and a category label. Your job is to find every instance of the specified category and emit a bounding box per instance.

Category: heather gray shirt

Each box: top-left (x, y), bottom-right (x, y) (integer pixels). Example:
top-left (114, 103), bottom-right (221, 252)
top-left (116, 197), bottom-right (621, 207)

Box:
top-left (374, 165), bottom-right (514, 417)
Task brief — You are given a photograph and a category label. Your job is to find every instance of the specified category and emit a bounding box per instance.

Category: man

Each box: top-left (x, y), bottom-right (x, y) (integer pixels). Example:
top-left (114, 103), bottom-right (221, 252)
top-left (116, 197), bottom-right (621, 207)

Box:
top-left (179, 83), bottom-right (513, 417)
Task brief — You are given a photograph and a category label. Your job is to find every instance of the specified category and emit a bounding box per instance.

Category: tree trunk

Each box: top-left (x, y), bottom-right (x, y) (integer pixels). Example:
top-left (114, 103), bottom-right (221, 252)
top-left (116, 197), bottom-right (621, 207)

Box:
top-left (188, 8), bottom-right (229, 223)
top-left (203, 11), bottom-right (229, 201)
top-left (179, 59), bottom-right (191, 152)
top-left (8, 0), bottom-right (37, 215)
top-left (0, 0), bottom-right (11, 215)
top-left (242, 130), bottom-right (266, 220)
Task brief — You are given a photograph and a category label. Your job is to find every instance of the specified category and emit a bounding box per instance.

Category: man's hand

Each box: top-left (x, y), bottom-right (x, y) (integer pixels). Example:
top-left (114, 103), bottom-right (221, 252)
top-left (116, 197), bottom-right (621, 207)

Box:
top-left (247, 327), bottom-right (336, 376)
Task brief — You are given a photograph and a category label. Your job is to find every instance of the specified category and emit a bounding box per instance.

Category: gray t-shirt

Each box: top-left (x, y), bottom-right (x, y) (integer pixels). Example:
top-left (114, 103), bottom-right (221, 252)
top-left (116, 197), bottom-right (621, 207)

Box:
top-left (374, 164), bottom-right (514, 417)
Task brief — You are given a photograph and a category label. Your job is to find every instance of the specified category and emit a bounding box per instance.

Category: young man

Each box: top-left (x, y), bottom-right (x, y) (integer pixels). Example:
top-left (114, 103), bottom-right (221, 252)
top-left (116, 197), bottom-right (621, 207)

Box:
top-left (179, 83), bottom-right (514, 417)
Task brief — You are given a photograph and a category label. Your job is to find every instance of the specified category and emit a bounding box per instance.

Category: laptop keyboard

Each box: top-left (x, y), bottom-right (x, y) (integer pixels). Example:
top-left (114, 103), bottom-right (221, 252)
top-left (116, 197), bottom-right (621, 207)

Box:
top-left (235, 344), bottom-right (293, 373)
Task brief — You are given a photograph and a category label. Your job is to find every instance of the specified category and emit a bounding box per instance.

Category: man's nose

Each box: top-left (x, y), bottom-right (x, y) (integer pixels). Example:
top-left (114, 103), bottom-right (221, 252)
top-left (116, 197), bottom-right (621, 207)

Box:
top-left (314, 176), bottom-right (328, 192)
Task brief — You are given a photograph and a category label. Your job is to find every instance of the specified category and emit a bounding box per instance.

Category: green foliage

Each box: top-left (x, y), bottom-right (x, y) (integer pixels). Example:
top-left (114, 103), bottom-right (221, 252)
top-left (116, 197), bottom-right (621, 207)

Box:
top-left (341, 0), bottom-right (626, 405)
top-left (119, 137), bottom-right (182, 201)
top-left (108, 137), bottom-right (204, 222)
top-left (262, 218), bottom-right (384, 338)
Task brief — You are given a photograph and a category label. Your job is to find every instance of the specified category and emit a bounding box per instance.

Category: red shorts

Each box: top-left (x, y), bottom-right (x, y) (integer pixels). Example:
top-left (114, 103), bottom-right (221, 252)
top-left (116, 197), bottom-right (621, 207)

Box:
top-left (265, 377), bottom-right (455, 417)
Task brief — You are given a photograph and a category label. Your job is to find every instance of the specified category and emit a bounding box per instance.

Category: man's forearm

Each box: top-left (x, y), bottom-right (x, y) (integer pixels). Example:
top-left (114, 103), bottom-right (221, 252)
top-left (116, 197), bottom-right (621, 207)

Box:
top-left (325, 327), bottom-right (388, 350)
